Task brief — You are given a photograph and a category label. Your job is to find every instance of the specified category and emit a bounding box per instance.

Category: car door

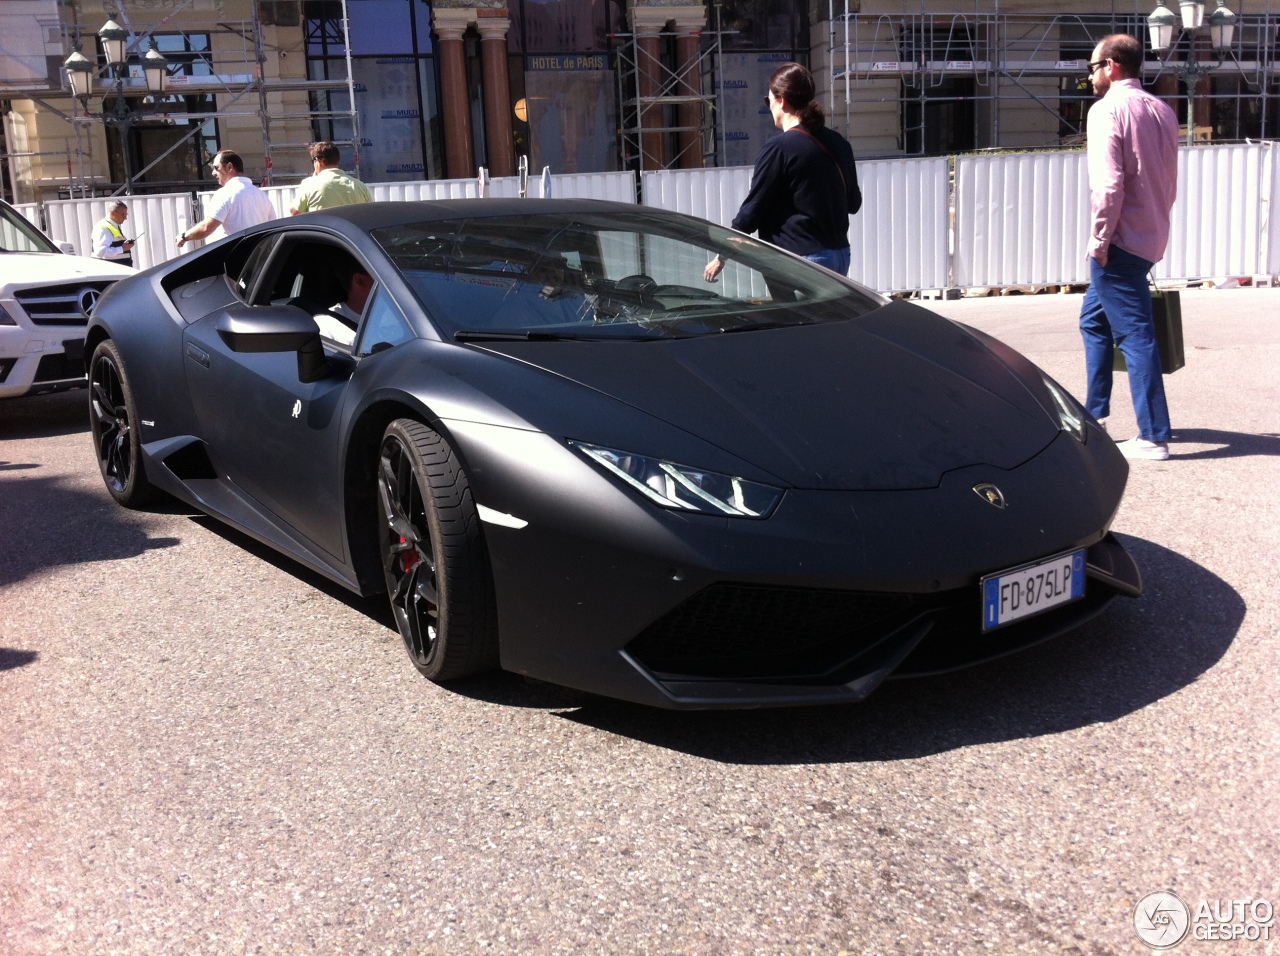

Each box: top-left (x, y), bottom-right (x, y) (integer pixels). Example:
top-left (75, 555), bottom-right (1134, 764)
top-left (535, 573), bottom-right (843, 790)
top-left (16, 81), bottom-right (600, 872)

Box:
top-left (182, 233), bottom-right (375, 560)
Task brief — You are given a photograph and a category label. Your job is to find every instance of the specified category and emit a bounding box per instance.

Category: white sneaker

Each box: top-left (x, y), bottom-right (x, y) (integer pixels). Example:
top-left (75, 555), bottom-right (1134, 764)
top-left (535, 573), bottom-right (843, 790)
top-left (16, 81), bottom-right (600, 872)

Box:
top-left (1096, 418), bottom-right (1108, 434)
top-left (1116, 438), bottom-right (1169, 461)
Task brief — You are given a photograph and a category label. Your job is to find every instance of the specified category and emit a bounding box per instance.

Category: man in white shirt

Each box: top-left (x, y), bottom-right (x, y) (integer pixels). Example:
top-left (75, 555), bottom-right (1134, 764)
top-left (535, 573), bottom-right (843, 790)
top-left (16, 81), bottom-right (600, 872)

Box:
top-left (91, 200), bottom-right (134, 266)
top-left (175, 150), bottom-right (276, 249)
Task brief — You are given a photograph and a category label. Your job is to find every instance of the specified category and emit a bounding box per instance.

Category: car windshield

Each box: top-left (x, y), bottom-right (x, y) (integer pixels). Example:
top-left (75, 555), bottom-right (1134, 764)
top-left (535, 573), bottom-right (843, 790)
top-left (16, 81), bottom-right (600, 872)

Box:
top-left (371, 210), bottom-right (885, 340)
top-left (0, 204), bottom-right (59, 255)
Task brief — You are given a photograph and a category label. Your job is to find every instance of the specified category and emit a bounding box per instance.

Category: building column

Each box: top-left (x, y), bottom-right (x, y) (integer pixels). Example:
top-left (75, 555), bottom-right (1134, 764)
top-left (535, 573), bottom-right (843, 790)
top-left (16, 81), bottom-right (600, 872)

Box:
top-left (670, 8), bottom-right (707, 169)
top-left (629, 4), bottom-right (711, 170)
top-left (434, 8), bottom-right (475, 179)
top-left (476, 13), bottom-right (515, 177)
top-left (629, 6), bottom-right (671, 169)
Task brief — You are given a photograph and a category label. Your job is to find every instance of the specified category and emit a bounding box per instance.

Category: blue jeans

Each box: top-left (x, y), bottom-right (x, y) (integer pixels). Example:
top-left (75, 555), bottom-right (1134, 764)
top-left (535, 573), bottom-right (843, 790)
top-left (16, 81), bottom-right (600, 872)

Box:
top-left (804, 247), bottom-right (852, 276)
top-left (1079, 245), bottom-right (1171, 442)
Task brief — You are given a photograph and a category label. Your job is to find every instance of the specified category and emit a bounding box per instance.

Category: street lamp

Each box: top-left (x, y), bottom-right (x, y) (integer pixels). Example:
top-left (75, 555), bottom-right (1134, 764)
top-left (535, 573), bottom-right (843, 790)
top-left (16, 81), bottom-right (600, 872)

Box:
top-left (1148, 0), bottom-right (1237, 145)
top-left (62, 12), bottom-right (169, 194)
top-left (97, 15), bottom-right (129, 68)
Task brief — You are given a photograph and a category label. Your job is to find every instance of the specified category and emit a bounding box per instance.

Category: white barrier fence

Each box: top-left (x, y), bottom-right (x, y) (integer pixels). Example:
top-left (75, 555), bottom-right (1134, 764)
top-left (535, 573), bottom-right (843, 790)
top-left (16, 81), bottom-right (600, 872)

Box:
top-left (1161, 143), bottom-right (1278, 281)
top-left (194, 169), bottom-right (639, 219)
top-left (643, 158), bottom-right (950, 294)
top-left (954, 151), bottom-right (1091, 289)
top-left (954, 143), bottom-right (1280, 287)
top-left (13, 202), bottom-right (41, 229)
top-left (43, 192), bottom-right (196, 272)
top-left (21, 146), bottom-right (1280, 292)
top-left (641, 166), bottom-right (755, 230)
top-left (851, 158), bottom-right (950, 293)
top-left (20, 170), bottom-right (637, 272)
top-left (2, 203), bottom-right (44, 251)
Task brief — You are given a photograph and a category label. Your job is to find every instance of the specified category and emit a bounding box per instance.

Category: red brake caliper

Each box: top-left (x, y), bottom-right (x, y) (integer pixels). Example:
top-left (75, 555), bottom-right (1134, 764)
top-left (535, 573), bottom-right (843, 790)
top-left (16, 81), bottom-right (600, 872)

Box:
top-left (400, 536), bottom-right (419, 572)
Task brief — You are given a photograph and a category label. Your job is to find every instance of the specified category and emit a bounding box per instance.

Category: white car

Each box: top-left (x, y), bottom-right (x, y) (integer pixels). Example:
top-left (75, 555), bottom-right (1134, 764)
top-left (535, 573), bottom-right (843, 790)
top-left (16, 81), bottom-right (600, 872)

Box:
top-left (1, 200), bottom-right (134, 399)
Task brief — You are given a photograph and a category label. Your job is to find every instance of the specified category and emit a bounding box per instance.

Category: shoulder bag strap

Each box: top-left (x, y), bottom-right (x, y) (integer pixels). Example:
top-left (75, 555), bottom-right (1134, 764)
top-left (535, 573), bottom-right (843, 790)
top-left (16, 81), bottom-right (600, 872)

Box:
top-left (790, 126), bottom-right (847, 195)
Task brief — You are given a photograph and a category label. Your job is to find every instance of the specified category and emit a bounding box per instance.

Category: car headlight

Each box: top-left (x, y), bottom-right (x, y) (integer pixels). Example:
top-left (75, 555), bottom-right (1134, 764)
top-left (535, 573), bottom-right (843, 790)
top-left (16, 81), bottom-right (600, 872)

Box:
top-left (1042, 376), bottom-right (1087, 443)
top-left (570, 441), bottom-right (783, 518)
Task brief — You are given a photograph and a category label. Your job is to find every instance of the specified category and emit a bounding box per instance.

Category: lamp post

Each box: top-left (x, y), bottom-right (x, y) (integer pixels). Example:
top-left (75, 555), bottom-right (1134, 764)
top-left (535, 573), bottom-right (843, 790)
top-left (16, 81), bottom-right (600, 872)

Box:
top-left (1148, 0), bottom-right (1237, 145)
top-left (63, 13), bottom-right (169, 194)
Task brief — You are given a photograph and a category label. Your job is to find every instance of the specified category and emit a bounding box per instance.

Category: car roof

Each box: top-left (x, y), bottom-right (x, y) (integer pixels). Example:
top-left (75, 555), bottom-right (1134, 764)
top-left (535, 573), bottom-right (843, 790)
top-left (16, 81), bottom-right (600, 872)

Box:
top-left (304, 197), bottom-right (665, 230)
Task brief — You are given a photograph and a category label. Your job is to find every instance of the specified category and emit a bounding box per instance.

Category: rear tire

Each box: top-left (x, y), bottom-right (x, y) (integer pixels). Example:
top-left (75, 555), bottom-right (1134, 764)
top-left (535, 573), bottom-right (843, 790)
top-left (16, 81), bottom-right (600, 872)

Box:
top-left (376, 418), bottom-right (498, 680)
top-left (89, 339), bottom-right (157, 508)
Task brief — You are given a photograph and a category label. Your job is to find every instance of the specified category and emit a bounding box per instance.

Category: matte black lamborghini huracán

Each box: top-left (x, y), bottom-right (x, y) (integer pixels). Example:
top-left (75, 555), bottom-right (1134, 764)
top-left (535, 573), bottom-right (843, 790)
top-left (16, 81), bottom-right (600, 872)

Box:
top-left (85, 199), bottom-right (1140, 708)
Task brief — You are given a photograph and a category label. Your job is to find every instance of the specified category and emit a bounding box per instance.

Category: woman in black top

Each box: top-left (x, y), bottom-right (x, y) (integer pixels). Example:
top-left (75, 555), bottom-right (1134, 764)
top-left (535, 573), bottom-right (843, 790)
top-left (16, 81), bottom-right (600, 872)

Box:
top-left (705, 62), bottom-right (861, 278)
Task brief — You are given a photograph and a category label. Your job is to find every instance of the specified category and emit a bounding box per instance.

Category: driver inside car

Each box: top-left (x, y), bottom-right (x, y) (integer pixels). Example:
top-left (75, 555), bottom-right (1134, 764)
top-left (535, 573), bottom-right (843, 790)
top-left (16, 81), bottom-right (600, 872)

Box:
top-left (313, 262), bottom-right (374, 347)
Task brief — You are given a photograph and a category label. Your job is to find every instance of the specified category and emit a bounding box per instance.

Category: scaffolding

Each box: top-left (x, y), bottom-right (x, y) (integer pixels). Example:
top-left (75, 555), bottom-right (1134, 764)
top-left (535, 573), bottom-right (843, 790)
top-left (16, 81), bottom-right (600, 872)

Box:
top-left (827, 4), bottom-right (1280, 155)
top-left (613, 13), bottom-right (725, 171)
top-left (0, 0), bottom-right (357, 201)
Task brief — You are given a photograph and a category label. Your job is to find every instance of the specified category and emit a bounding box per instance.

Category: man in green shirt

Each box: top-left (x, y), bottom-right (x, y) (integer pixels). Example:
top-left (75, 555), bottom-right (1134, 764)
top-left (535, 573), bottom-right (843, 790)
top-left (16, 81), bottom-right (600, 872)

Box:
top-left (290, 141), bottom-right (372, 215)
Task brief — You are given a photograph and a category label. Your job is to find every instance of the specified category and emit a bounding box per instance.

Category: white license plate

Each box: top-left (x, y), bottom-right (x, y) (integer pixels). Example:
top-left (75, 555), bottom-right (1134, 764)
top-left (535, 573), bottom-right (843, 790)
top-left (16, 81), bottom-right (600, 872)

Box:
top-left (981, 549), bottom-right (1085, 631)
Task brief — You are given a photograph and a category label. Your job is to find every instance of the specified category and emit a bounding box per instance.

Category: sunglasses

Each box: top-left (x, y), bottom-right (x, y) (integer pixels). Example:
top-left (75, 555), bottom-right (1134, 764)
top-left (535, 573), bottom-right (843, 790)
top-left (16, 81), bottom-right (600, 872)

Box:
top-left (1087, 58), bottom-right (1110, 74)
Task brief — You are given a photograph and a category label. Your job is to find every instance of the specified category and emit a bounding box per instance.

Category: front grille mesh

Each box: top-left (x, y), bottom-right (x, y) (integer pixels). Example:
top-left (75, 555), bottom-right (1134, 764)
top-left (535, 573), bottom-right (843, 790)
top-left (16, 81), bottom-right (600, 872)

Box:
top-left (13, 280), bottom-right (117, 326)
top-left (626, 583), bottom-right (955, 680)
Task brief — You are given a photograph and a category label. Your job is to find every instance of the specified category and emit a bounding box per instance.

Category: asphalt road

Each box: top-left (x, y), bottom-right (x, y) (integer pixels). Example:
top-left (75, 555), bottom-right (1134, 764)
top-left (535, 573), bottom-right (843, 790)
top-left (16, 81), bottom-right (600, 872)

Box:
top-left (2, 289), bottom-right (1277, 955)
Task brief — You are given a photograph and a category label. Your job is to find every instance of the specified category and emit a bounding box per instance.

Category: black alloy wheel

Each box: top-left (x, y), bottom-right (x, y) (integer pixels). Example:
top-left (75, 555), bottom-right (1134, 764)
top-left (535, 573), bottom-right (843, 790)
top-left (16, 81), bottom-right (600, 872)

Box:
top-left (89, 339), bottom-right (156, 507)
top-left (376, 418), bottom-right (497, 681)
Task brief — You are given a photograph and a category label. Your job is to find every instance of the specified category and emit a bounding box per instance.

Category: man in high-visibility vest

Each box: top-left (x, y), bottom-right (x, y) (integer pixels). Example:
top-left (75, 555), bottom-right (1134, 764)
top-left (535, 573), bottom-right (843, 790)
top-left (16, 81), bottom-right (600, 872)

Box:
top-left (91, 200), bottom-right (134, 267)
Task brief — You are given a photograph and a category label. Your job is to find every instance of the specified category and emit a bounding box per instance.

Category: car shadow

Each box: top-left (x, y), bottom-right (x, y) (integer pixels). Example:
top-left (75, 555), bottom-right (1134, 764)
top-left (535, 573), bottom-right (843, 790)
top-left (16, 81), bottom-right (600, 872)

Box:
top-left (0, 648), bottom-right (39, 671)
top-left (187, 515), bottom-right (397, 629)
top-left (0, 471), bottom-right (181, 589)
top-left (1171, 428), bottom-right (1280, 460)
top-left (152, 514), bottom-right (1245, 752)
top-left (0, 388), bottom-right (90, 440)
top-left (501, 535), bottom-right (1241, 763)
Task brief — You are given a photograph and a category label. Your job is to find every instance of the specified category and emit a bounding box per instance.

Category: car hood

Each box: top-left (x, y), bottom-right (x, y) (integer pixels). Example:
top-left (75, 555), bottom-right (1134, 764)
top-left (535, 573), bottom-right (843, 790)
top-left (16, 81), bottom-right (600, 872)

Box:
top-left (0, 252), bottom-right (133, 288)
top-left (476, 300), bottom-right (1061, 490)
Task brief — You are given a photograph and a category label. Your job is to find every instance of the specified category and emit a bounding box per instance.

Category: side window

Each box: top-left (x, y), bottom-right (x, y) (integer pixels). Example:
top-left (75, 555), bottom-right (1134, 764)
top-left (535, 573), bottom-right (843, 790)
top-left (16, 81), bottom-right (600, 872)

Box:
top-left (228, 233), bottom-right (279, 301)
top-left (260, 239), bottom-right (369, 351)
top-left (356, 288), bottom-right (414, 357)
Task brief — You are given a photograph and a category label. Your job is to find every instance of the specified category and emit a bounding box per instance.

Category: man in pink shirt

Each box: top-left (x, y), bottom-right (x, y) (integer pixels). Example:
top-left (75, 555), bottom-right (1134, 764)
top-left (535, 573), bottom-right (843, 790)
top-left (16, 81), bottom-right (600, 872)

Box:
top-left (1079, 33), bottom-right (1180, 460)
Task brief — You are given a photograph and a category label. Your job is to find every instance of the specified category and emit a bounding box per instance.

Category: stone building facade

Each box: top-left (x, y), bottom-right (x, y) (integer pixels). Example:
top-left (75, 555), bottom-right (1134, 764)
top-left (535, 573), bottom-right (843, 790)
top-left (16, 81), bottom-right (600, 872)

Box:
top-left (0, 0), bottom-right (1272, 201)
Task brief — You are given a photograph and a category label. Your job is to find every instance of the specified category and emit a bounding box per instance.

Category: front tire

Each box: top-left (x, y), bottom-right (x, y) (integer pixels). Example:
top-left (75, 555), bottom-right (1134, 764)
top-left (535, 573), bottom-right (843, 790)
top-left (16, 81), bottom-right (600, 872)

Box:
top-left (89, 339), bottom-right (157, 507)
top-left (376, 418), bottom-right (498, 681)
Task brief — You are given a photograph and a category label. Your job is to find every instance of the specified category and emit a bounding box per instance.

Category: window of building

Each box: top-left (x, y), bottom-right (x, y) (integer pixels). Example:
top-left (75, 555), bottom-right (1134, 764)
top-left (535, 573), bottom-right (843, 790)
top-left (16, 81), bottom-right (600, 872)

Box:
top-left (508, 0), bottom-right (623, 174)
top-left (1057, 16), bottom-right (1175, 143)
top-left (518, 0), bottom-right (623, 53)
top-left (898, 23), bottom-right (977, 155)
top-left (1202, 15), bottom-right (1275, 142)
top-left (718, 0), bottom-right (807, 51)
top-left (304, 0), bottom-right (442, 181)
top-left (104, 32), bottom-right (219, 193)
top-left (522, 54), bottom-right (617, 173)
top-left (710, 1), bottom-right (809, 167)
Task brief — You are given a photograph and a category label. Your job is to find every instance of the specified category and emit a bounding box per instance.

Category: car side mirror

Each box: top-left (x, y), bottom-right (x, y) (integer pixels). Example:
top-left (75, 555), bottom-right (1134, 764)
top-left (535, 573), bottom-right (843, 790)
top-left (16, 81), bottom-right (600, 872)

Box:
top-left (58, 241), bottom-right (76, 255)
top-left (214, 306), bottom-right (331, 383)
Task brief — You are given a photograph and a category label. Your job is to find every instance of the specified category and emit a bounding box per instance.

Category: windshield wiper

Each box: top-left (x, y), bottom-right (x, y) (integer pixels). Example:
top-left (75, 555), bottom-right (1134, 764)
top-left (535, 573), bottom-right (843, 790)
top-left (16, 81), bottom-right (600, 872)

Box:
top-left (455, 326), bottom-right (695, 343)
top-left (454, 329), bottom-right (578, 341)
top-left (714, 318), bottom-right (817, 335)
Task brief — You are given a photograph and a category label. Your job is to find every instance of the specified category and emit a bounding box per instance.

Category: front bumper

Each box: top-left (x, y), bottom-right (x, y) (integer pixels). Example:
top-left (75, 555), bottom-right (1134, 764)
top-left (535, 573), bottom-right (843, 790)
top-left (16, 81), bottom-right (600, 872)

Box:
top-left (450, 421), bottom-right (1135, 709)
top-left (0, 327), bottom-right (87, 398)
